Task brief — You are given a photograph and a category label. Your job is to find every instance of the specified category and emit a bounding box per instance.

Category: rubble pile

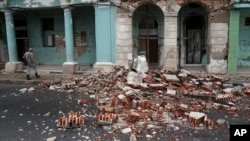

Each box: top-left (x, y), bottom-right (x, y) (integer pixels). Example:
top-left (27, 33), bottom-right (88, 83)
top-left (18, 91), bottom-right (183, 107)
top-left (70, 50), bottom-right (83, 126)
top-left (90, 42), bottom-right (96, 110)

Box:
top-left (40, 66), bottom-right (250, 137)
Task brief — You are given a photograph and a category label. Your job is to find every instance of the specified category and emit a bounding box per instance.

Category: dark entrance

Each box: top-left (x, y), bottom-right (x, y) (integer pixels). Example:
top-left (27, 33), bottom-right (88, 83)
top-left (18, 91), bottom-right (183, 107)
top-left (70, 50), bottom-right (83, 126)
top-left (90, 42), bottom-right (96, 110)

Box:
top-left (138, 16), bottom-right (158, 63)
top-left (178, 3), bottom-right (207, 67)
top-left (14, 19), bottom-right (29, 63)
top-left (185, 15), bottom-right (205, 64)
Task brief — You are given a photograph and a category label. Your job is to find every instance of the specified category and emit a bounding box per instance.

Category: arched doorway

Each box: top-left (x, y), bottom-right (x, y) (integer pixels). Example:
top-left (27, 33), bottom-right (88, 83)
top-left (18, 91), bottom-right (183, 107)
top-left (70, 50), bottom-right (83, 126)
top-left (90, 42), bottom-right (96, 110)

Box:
top-left (133, 3), bottom-right (164, 66)
top-left (178, 3), bottom-right (207, 67)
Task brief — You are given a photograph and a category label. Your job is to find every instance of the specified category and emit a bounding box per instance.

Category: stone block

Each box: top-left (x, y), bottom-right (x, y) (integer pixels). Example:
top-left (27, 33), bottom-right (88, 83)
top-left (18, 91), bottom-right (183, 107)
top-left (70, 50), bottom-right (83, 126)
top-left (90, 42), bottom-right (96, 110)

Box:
top-left (210, 23), bottom-right (228, 31)
top-left (63, 62), bottom-right (79, 74)
top-left (164, 59), bottom-right (177, 71)
top-left (117, 32), bottom-right (132, 40)
top-left (93, 62), bottom-right (114, 72)
top-left (118, 25), bottom-right (132, 32)
top-left (206, 60), bottom-right (227, 74)
top-left (211, 37), bottom-right (227, 45)
top-left (5, 62), bottom-right (23, 73)
top-left (117, 18), bottom-right (132, 25)
top-left (164, 39), bottom-right (177, 46)
top-left (116, 39), bottom-right (133, 47)
top-left (210, 30), bottom-right (228, 38)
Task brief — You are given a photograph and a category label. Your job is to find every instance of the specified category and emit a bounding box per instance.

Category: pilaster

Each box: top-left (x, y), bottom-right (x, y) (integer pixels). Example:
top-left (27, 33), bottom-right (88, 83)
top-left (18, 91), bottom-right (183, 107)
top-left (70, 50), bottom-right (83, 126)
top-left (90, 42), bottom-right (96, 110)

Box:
top-left (4, 9), bottom-right (22, 72)
top-left (62, 6), bottom-right (79, 74)
top-left (93, 2), bottom-right (115, 72)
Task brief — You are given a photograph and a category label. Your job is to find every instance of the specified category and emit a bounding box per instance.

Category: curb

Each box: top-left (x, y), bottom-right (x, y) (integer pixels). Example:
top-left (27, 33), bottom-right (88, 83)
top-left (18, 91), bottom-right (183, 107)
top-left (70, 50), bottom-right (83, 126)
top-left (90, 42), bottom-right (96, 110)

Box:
top-left (0, 79), bottom-right (42, 85)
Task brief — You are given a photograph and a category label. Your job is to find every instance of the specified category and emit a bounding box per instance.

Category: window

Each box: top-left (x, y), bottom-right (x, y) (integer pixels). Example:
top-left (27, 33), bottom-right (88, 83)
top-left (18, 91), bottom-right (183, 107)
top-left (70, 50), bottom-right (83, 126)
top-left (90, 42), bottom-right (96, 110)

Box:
top-left (74, 31), bottom-right (87, 47)
top-left (42, 18), bottom-right (55, 47)
top-left (245, 17), bottom-right (250, 26)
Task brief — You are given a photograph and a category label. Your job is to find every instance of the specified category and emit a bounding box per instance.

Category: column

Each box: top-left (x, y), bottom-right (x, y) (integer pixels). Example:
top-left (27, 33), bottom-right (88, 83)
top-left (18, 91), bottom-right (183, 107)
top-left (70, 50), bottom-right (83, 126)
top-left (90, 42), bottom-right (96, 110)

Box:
top-left (93, 2), bottom-right (115, 72)
top-left (228, 10), bottom-right (240, 73)
top-left (62, 6), bottom-right (79, 74)
top-left (164, 15), bottom-right (178, 71)
top-left (4, 9), bottom-right (22, 72)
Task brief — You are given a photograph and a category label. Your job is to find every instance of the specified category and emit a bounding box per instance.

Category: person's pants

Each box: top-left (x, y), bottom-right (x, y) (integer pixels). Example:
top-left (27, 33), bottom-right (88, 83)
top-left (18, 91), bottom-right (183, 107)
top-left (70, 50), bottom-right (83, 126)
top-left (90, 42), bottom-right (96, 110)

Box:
top-left (26, 63), bottom-right (38, 75)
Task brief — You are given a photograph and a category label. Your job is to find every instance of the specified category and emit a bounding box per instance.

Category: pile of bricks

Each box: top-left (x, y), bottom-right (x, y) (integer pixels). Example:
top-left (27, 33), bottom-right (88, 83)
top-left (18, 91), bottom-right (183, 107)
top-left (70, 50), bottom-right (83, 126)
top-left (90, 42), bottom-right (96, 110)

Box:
top-left (47, 65), bottom-right (249, 136)
top-left (57, 111), bottom-right (84, 128)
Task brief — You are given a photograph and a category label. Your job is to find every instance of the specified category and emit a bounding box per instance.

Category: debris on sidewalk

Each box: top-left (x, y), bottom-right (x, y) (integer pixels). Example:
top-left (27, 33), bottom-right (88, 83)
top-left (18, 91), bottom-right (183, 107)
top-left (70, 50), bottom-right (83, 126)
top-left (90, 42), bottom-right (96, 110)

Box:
top-left (36, 65), bottom-right (249, 137)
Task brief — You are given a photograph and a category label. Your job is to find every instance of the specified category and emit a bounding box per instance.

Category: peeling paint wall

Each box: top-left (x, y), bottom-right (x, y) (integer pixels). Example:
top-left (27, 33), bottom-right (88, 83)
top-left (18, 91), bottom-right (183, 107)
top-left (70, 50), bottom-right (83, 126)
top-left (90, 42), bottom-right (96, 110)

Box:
top-left (237, 9), bottom-right (250, 66)
top-left (115, 0), bottom-right (229, 73)
top-left (13, 6), bottom-right (96, 65)
top-left (6, 0), bottom-right (98, 8)
top-left (115, 0), bottom-right (179, 70)
top-left (176, 0), bottom-right (229, 74)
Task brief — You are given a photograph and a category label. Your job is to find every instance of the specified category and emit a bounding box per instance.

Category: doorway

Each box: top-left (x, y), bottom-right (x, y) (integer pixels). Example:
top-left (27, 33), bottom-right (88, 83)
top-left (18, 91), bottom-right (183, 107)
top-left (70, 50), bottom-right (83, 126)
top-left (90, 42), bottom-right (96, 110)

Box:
top-left (133, 3), bottom-right (164, 66)
top-left (178, 3), bottom-right (207, 67)
top-left (185, 15), bottom-right (204, 64)
top-left (14, 19), bottom-right (29, 63)
top-left (16, 39), bottom-right (29, 62)
top-left (138, 17), bottom-right (158, 63)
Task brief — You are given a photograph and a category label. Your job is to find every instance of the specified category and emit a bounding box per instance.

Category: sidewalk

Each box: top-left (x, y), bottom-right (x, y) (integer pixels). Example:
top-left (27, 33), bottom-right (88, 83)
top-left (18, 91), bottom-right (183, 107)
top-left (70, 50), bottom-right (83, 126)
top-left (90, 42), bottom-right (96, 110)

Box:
top-left (1, 65), bottom-right (250, 85)
top-left (0, 65), bottom-right (93, 85)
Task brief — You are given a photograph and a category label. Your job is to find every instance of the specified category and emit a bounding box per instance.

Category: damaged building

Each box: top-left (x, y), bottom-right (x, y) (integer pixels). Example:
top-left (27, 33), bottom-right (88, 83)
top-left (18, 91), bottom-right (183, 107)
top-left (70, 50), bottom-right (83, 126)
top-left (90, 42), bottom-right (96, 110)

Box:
top-left (0, 0), bottom-right (249, 73)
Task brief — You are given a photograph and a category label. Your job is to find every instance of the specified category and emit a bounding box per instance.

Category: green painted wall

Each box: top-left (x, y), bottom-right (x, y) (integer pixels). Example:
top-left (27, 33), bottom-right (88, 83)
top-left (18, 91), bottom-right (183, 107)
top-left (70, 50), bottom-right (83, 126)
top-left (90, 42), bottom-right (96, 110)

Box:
top-left (228, 10), bottom-right (240, 73)
top-left (237, 9), bottom-right (250, 66)
top-left (0, 0), bottom-right (98, 8)
top-left (15, 7), bottom-right (96, 65)
top-left (95, 5), bottom-right (115, 63)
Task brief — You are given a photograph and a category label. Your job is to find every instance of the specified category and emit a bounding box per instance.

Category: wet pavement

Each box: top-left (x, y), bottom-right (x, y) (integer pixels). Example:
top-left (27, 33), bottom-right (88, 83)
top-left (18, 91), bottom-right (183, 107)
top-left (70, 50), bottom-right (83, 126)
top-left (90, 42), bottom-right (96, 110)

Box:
top-left (0, 83), bottom-right (249, 141)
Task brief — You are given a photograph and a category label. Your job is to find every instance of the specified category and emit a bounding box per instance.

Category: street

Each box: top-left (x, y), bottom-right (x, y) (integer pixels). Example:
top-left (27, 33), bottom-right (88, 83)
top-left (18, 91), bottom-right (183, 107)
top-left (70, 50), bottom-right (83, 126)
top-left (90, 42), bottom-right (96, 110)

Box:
top-left (0, 82), bottom-right (249, 141)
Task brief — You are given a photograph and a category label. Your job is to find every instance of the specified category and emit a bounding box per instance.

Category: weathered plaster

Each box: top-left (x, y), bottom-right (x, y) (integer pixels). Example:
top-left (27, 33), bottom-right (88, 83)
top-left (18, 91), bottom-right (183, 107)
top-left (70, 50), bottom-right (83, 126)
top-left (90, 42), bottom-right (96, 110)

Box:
top-left (23, 0), bottom-right (55, 6)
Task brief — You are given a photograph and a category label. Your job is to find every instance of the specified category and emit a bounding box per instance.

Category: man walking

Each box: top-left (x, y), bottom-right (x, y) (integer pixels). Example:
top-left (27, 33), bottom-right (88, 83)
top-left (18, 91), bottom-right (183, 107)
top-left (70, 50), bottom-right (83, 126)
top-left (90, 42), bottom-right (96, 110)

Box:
top-left (23, 48), bottom-right (40, 80)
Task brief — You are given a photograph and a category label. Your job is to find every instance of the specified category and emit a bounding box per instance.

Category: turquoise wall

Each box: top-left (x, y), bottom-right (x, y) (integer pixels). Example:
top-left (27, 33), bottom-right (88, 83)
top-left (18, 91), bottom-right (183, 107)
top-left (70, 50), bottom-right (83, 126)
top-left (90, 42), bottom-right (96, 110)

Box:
top-left (1, 0), bottom-right (98, 8)
top-left (95, 5), bottom-right (115, 63)
top-left (15, 7), bottom-right (96, 65)
top-left (237, 9), bottom-right (250, 66)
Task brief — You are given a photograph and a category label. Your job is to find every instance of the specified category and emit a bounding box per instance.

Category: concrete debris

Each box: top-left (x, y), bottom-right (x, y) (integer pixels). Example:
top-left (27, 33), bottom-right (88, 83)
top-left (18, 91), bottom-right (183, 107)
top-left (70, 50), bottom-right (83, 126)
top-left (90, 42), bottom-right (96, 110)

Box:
top-left (216, 118), bottom-right (226, 125)
top-left (121, 127), bottom-right (132, 134)
top-left (188, 112), bottom-right (206, 125)
top-left (163, 74), bottom-right (180, 82)
top-left (129, 133), bottom-right (137, 141)
top-left (43, 112), bottom-right (51, 117)
top-left (38, 66), bottom-right (250, 136)
top-left (129, 55), bottom-right (148, 73)
top-left (19, 88), bottom-right (28, 93)
top-left (46, 136), bottom-right (56, 141)
top-left (28, 87), bottom-right (35, 92)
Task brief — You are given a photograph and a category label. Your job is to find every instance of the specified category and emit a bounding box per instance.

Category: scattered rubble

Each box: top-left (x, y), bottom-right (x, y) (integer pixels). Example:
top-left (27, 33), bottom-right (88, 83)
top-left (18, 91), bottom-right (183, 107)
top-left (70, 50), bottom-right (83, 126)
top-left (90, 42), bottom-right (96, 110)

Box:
top-left (46, 136), bottom-right (56, 141)
top-left (35, 65), bottom-right (250, 138)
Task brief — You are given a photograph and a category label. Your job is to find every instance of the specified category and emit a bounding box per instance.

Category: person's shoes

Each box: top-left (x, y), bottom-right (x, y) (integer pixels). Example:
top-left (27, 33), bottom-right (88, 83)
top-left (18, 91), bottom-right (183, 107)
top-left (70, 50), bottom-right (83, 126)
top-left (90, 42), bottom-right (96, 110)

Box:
top-left (35, 73), bottom-right (40, 78)
top-left (27, 75), bottom-right (31, 80)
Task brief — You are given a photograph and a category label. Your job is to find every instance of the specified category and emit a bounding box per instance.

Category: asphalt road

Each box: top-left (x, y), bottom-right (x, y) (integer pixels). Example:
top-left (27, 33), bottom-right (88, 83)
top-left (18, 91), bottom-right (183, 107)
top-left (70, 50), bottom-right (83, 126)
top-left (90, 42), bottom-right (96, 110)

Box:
top-left (0, 83), bottom-right (249, 141)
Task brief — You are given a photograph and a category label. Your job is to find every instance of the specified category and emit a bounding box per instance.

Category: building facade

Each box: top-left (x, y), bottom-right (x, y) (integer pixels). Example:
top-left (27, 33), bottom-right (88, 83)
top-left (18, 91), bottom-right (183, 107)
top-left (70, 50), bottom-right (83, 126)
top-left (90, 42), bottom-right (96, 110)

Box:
top-left (0, 0), bottom-right (115, 73)
top-left (228, 0), bottom-right (250, 73)
top-left (0, 0), bottom-right (230, 73)
top-left (116, 0), bottom-right (229, 73)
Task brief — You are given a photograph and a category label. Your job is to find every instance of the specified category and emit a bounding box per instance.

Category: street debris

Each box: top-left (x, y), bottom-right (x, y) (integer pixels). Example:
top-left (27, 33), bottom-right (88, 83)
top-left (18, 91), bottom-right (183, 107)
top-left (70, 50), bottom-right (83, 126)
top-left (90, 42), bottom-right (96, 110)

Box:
top-left (57, 111), bottom-right (84, 128)
top-left (46, 136), bottom-right (56, 141)
top-left (34, 65), bottom-right (250, 138)
top-left (19, 88), bottom-right (28, 93)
